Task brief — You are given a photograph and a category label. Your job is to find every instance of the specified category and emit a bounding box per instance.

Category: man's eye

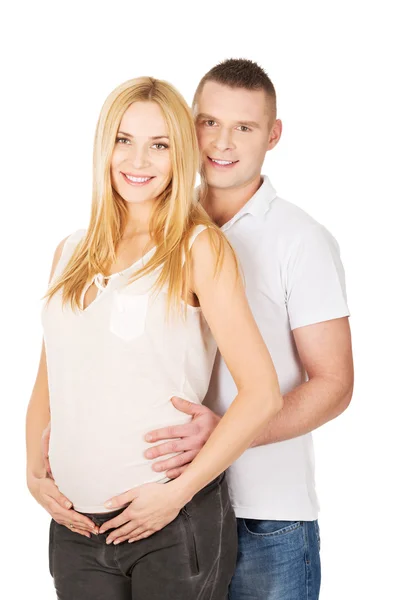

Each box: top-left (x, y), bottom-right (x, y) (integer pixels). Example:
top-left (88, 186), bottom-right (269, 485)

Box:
top-left (238, 126), bottom-right (250, 132)
top-left (116, 137), bottom-right (130, 144)
top-left (205, 120), bottom-right (216, 127)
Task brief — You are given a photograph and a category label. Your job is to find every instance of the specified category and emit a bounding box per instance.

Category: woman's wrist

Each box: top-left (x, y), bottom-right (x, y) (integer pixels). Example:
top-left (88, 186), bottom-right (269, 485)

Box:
top-left (27, 466), bottom-right (47, 488)
top-left (166, 474), bottom-right (200, 507)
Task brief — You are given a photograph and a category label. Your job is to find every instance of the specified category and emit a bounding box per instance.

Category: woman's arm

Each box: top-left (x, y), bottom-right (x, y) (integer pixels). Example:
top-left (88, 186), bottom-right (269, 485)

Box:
top-left (26, 237), bottom-right (98, 537)
top-left (26, 340), bottom-right (53, 482)
top-left (168, 229), bottom-right (283, 502)
top-left (26, 237), bottom-right (66, 483)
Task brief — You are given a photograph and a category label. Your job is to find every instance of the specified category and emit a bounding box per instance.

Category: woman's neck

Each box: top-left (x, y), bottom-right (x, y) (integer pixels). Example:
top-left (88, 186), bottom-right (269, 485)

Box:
top-left (122, 199), bottom-right (154, 239)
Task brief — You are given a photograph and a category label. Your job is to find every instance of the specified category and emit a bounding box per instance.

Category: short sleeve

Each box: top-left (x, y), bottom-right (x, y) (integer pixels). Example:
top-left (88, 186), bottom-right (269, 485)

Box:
top-left (188, 225), bottom-right (208, 249)
top-left (285, 224), bottom-right (349, 330)
top-left (50, 229), bottom-right (86, 285)
top-left (182, 225), bottom-right (208, 267)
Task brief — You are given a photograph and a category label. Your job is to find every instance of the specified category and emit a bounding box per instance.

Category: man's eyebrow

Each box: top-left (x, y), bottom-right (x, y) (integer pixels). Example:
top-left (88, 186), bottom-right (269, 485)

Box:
top-left (237, 120), bottom-right (260, 129)
top-left (195, 114), bottom-right (260, 128)
top-left (196, 113), bottom-right (217, 121)
top-left (117, 131), bottom-right (169, 140)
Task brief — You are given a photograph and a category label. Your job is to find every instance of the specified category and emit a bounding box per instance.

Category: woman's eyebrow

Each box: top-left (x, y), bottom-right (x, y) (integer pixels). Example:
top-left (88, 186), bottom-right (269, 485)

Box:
top-left (117, 131), bottom-right (169, 140)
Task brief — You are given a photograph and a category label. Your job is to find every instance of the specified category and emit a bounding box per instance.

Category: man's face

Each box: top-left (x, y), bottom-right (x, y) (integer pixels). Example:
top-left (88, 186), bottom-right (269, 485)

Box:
top-left (195, 81), bottom-right (278, 191)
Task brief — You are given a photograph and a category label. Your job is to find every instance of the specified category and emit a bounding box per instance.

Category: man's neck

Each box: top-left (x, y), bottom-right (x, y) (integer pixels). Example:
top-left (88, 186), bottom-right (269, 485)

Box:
top-left (201, 175), bottom-right (263, 227)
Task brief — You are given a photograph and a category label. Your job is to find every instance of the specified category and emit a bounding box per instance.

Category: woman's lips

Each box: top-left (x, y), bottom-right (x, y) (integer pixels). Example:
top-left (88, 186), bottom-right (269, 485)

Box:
top-left (121, 173), bottom-right (155, 186)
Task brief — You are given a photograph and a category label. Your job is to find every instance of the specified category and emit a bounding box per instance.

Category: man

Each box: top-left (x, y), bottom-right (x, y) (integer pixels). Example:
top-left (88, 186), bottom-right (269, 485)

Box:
top-left (138, 59), bottom-right (353, 599)
top-left (43, 60), bottom-right (353, 599)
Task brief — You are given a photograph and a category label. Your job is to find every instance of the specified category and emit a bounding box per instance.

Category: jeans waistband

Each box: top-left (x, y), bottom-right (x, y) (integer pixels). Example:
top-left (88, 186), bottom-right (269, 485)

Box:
top-left (81, 472), bottom-right (226, 523)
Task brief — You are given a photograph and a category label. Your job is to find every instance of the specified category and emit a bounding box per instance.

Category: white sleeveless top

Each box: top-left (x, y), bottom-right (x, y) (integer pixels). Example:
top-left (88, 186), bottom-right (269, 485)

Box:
top-left (42, 226), bottom-right (217, 513)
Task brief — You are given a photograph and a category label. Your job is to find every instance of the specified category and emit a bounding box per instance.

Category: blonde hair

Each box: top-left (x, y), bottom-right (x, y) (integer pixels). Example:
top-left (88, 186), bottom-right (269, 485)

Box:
top-left (45, 77), bottom-right (233, 316)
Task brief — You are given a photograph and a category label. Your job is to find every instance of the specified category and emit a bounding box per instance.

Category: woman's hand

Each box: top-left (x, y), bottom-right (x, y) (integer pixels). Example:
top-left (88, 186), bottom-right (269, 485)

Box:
top-left (28, 474), bottom-right (98, 538)
top-left (98, 482), bottom-right (186, 545)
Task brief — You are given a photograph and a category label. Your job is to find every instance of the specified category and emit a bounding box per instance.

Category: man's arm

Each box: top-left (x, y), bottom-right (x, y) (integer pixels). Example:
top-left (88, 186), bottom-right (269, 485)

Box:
top-left (251, 316), bottom-right (353, 447)
top-left (144, 316), bottom-right (353, 476)
top-left (145, 221), bottom-right (352, 474)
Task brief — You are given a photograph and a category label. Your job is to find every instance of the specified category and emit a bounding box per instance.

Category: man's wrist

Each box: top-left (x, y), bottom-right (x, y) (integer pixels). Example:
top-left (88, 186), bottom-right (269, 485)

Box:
top-left (250, 433), bottom-right (265, 448)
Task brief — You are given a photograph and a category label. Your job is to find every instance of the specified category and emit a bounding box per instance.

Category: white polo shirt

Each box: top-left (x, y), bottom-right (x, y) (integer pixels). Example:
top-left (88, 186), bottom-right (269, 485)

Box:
top-left (204, 176), bottom-right (349, 521)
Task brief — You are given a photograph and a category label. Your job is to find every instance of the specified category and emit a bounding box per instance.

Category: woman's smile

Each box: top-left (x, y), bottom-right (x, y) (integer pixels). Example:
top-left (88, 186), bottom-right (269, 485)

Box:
top-left (121, 172), bottom-right (156, 186)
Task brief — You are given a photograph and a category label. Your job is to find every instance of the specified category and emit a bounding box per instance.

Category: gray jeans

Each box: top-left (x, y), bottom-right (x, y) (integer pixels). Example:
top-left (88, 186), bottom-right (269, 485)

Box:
top-left (49, 473), bottom-right (238, 599)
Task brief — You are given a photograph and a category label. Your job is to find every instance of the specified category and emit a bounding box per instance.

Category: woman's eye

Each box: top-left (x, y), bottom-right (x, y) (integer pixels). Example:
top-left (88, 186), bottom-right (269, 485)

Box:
top-left (116, 137), bottom-right (130, 144)
top-left (152, 143), bottom-right (168, 150)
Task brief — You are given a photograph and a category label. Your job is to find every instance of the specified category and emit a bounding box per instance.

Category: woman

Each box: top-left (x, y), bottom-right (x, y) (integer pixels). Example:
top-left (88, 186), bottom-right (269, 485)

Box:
top-left (26, 77), bottom-right (282, 599)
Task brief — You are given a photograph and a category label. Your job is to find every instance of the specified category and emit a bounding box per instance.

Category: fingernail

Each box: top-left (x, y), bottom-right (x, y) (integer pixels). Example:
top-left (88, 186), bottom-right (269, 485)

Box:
top-left (106, 539), bottom-right (112, 545)
top-left (114, 540), bottom-right (121, 545)
top-left (154, 464), bottom-right (161, 472)
top-left (105, 501), bottom-right (112, 508)
top-left (65, 501), bottom-right (72, 508)
top-left (145, 434), bottom-right (153, 442)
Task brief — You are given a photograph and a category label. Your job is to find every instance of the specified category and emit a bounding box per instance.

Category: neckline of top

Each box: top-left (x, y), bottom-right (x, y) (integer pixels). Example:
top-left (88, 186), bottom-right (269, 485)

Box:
top-left (99, 245), bottom-right (158, 281)
top-left (83, 246), bottom-right (157, 311)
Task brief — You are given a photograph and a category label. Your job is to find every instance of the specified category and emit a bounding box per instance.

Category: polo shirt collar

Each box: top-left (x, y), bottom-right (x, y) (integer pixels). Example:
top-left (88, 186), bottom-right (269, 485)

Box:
top-left (221, 175), bottom-right (277, 232)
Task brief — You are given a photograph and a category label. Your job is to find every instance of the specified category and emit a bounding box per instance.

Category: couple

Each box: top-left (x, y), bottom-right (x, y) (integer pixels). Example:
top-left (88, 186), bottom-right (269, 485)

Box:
top-left (26, 59), bottom-right (353, 600)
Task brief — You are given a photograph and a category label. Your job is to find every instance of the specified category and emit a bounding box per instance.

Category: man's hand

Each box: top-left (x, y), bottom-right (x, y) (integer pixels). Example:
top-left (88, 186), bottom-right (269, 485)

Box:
top-left (144, 397), bottom-right (220, 478)
top-left (41, 422), bottom-right (53, 479)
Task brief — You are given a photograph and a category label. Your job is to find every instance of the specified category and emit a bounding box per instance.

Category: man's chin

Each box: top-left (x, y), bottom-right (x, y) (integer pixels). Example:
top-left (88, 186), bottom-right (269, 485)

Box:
top-left (203, 170), bottom-right (238, 189)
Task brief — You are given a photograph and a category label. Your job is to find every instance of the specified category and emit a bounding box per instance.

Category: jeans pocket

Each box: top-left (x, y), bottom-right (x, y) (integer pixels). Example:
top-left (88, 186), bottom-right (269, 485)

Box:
top-left (181, 508), bottom-right (200, 576)
top-left (110, 291), bottom-right (148, 341)
top-left (48, 519), bottom-right (55, 577)
top-left (243, 519), bottom-right (302, 537)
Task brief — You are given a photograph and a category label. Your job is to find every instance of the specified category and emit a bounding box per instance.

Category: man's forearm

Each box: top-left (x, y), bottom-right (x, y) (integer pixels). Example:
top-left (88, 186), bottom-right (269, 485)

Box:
top-left (251, 375), bottom-right (353, 447)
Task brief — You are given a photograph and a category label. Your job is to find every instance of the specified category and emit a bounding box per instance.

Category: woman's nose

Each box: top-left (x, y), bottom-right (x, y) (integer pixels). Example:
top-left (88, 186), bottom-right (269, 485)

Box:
top-left (129, 147), bottom-right (151, 169)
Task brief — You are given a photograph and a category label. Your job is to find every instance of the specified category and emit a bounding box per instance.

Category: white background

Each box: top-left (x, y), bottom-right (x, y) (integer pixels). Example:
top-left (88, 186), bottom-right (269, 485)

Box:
top-left (1, 1), bottom-right (399, 598)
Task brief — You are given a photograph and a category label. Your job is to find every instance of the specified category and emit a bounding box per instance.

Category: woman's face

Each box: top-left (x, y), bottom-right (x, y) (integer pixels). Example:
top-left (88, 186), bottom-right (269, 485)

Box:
top-left (111, 101), bottom-right (171, 204)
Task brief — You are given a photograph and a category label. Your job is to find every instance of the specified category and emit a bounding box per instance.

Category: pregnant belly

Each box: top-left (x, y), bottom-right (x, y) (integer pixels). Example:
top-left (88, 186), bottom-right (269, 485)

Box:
top-left (49, 413), bottom-right (191, 513)
top-left (50, 453), bottom-right (173, 513)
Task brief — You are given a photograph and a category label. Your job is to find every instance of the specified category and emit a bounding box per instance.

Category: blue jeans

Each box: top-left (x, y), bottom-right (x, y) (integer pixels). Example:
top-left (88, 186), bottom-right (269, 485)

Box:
top-left (228, 519), bottom-right (321, 600)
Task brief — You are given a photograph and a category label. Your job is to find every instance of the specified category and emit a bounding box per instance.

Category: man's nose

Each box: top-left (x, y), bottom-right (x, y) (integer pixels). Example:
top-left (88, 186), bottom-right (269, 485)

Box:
top-left (212, 129), bottom-right (235, 153)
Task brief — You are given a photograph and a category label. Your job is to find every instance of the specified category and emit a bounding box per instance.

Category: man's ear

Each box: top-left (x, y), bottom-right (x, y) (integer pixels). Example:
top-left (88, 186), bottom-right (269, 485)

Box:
top-left (267, 119), bottom-right (283, 151)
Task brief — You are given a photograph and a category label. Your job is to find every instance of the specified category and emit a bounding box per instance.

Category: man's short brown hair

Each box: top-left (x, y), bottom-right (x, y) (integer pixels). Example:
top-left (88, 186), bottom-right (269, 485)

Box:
top-left (193, 58), bottom-right (277, 118)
